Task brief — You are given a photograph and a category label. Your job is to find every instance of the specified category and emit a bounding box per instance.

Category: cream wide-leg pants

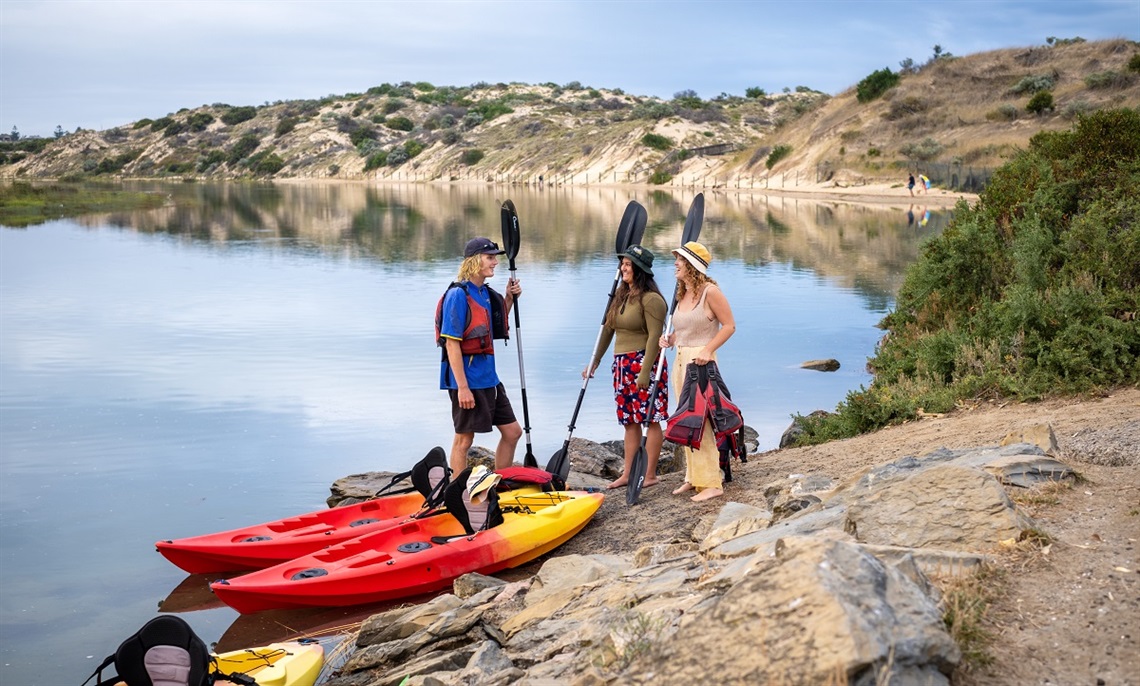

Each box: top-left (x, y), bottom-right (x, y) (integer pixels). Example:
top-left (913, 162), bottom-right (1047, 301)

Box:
top-left (672, 346), bottom-right (722, 491)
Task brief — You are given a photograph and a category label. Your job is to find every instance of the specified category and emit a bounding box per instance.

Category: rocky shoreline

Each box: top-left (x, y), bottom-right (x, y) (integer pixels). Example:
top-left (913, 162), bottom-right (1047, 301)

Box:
top-left (319, 388), bottom-right (1139, 685)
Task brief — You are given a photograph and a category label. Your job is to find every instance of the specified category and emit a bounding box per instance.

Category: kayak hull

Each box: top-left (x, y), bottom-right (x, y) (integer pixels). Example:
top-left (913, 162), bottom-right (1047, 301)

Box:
top-left (156, 491), bottom-right (426, 574)
top-left (213, 640), bottom-right (324, 686)
top-left (211, 491), bottom-right (603, 613)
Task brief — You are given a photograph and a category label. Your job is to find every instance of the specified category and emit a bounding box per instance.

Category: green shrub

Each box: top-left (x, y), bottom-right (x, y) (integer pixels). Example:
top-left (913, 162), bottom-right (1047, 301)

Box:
top-left (186, 112), bottom-right (214, 132)
top-left (855, 67), bottom-right (900, 103)
top-left (383, 99), bottom-right (405, 114)
top-left (403, 139), bottom-right (425, 158)
top-left (93, 149), bottom-right (141, 174)
top-left (133, 119), bottom-right (153, 129)
top-left (672, 89), bottom-right (703, 109)
top-left (163, 120), bottom-right (188, 137)
top-left (1062, 100), bottom-right (1094, 120)
top-left (641, 133), bottom-right (673, 151)
top-left (765, 144), bottom-right (792, 169)
top-left (386, 116), bottom-right (414, 131)
top-left (226, 134), bottom-right (260, 164)
top-left (197, 149), bottom-right (226, 172)
top-left (221, 106), bottom-right (257, 126)
top-left (387, 148), bottom-right (409, 166)
top-left (1026, 90), bottom-right (1055, 115)
top-left (363, 150), bottom-right (388, 171)
top-left (249, 151), bottom-right (285, 175)
top-left (470, 100), bottom-right (513, 121)
top-left (632, 101), bottom-right (675, 120)
top-left (1084, 70), bottom-right (1133, 89)
top-left (986, 104), bottom-right (1019, 122)
top-left (1008, 74), bottom-right (1055, 95)
top-left (460, 149), bottom-right (484, 165)
top-left (900, 137), bottom-right (944, 161)
top-left (275, 117), bottom-right (298, 137)
top-left (350, 125), bottom-right (377, 146)
top-left (1129, 54), bottom-right (1140, 73)
top-left (745, 87), bottom-right (766, 99)
top-left (648, 170), bottom-right (673, 184)
top-left (150, 117), bottom-right (174, 131)
top-left (794, 108), bottom-right (1140, 444)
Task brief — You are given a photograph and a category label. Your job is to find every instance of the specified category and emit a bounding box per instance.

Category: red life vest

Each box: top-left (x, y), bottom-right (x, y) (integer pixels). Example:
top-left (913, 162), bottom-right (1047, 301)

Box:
top-left (435, 281), bottom-right (507, 357)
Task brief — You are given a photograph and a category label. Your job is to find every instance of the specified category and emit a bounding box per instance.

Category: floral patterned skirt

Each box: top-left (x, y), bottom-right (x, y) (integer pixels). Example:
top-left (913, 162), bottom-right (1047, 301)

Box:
top-left (611, 350), bottom-right (669, 426)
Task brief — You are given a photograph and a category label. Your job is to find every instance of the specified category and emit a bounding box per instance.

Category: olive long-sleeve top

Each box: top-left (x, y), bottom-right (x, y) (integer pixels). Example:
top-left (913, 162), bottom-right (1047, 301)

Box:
top-left (590, 292), bottom-right (668, 387)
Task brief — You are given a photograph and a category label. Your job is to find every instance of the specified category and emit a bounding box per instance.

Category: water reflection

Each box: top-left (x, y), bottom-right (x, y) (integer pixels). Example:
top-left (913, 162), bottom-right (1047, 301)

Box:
top-left (86, 181), bottom-right (947, 295)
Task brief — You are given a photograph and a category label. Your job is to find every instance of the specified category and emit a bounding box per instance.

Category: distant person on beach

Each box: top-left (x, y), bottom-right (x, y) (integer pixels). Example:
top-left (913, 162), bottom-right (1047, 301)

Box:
top-left (919, 173), bottom-right (930, 194)
top-left (908, 173), bottom-right (916, 196)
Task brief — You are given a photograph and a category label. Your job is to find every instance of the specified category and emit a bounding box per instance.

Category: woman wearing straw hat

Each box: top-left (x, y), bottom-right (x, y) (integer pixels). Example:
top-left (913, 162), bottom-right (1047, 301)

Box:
top-left (660, 241), bottom-right (736, 502)
top-left (584, 245), bottom-right (669, 490)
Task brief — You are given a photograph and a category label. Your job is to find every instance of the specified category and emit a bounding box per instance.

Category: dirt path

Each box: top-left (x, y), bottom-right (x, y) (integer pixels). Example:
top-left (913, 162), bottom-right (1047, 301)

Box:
top-left (554, 387), bottom-right (1140, 683)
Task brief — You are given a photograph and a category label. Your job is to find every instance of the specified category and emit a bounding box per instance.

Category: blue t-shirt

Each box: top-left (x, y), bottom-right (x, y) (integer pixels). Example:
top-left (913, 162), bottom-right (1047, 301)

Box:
top-left (439, 281), bottom-right (500, 391)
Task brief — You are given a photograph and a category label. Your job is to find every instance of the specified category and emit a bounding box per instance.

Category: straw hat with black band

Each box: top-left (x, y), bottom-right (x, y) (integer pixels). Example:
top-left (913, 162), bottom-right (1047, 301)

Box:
top-left (672, 241), bottom-right (711, 275)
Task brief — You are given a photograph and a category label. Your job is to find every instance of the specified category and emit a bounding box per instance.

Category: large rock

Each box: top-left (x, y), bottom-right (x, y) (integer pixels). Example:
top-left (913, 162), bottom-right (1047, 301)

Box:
top-left (845, 464), bottom-right (1038, 551)
top-left (647, 535), bottom-right (959, 684)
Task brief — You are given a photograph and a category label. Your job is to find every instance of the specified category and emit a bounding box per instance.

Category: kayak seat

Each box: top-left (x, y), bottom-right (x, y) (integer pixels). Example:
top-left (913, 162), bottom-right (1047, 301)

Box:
top-left (441, 467), bottom-right (504, 536)
top-left (410, 447), bottom-right (452, 510)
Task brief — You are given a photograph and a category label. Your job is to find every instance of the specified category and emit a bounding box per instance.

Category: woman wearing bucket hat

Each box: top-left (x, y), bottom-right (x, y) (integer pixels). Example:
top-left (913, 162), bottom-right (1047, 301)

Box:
top-left (661, 241), bottom-right (736, 502)
top-left (584, 244), bottom-right (669, 490)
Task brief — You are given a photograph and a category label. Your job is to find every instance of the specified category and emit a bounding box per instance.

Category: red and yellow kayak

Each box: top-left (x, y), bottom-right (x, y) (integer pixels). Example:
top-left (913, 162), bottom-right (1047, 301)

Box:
top-left (211, 490), bottom-right (603, 614)
top-left (156, 491), bottom-right (429, 574)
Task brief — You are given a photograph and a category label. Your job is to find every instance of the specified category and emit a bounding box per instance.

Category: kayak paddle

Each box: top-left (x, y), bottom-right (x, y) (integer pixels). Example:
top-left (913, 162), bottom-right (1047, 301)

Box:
top-left (628, 193), bottom-right (704, 505)
top-left (547, 200), bottom-right (648, 481)
top-left (500, 199), bottom-right (537, 468)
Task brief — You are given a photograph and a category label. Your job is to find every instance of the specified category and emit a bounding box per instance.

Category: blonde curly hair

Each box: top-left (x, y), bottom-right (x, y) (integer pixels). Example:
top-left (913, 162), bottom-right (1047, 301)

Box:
top-left (677, 261), bottom-right (717, 300)
top-left (456, 255), bottom-right (485, 282)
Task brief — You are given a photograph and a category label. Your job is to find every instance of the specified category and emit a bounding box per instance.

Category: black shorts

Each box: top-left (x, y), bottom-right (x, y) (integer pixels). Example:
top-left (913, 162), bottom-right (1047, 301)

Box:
top-left (449, 383), bottom-right (517, 434)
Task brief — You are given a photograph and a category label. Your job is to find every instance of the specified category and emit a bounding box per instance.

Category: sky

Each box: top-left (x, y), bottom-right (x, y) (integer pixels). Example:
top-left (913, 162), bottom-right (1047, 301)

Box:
top-left (2, 0), bottom-right (1138, 138)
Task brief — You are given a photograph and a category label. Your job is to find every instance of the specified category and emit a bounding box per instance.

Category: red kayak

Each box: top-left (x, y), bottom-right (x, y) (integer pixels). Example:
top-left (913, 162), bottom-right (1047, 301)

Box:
top-left (157, 449), bottom-right (452, 574)
top-left (211, 469), bottom-right (602, 613)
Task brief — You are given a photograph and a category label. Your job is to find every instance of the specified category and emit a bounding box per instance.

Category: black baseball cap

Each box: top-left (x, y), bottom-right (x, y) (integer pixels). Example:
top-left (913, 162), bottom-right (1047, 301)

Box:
top-left (464, 237), bottom-right (506, 257)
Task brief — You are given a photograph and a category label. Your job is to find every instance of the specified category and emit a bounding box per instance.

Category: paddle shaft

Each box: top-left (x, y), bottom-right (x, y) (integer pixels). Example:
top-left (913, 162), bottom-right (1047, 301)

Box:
top-left (507, 262), bottom-right (535, 464)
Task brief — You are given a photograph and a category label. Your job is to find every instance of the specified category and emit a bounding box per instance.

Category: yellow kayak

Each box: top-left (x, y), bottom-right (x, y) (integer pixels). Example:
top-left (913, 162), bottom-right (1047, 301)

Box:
top-left (212, 640), bottom-right (324, 686)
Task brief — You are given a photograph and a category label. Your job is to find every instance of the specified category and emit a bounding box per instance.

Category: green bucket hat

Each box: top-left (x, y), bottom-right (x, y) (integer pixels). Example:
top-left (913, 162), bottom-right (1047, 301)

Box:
top-left (618, 244), bottom-right (654, 276)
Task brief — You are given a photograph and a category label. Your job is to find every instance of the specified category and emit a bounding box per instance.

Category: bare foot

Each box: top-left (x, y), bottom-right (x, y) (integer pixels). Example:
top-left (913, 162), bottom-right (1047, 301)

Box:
top-left (643, 477), bottom-right (659, 487)
top-left (691, 488), bottom-right (723, 502)
top-left (606, 478), bottom-right (629, 489)
top-left (672, 482), bottom-right (694, 495)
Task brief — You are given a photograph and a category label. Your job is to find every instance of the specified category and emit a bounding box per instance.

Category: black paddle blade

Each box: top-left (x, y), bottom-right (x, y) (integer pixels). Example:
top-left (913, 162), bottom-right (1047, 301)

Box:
top-left (615, 201), bottom-right (648, 255)
top-left (546, 445), bottom-right (570, 482)
top-left (500, 200), bottom-right (520, 262)
top-left (682, 193), bottom-right (705, 245)
top-left (627, 445), bottom-right (647, 505)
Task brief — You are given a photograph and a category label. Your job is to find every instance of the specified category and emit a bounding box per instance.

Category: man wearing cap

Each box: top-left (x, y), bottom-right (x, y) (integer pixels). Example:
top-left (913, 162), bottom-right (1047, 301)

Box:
top-left (438, 237), bottom-right (523, 475)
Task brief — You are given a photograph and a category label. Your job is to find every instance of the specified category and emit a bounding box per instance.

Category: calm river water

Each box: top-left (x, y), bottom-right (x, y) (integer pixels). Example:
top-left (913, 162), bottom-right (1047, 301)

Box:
top-left (0, 181), bottom-right (948, 683)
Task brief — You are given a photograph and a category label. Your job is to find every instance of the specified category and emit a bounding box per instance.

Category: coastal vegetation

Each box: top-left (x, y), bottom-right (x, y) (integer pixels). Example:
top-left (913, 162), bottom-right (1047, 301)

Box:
top-left (793, 108), bottom-right (1140, 444)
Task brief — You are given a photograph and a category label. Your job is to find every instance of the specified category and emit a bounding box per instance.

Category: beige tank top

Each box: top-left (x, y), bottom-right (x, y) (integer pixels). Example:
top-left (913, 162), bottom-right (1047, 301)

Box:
top-left (672, 285), bottom-right (720, 347)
